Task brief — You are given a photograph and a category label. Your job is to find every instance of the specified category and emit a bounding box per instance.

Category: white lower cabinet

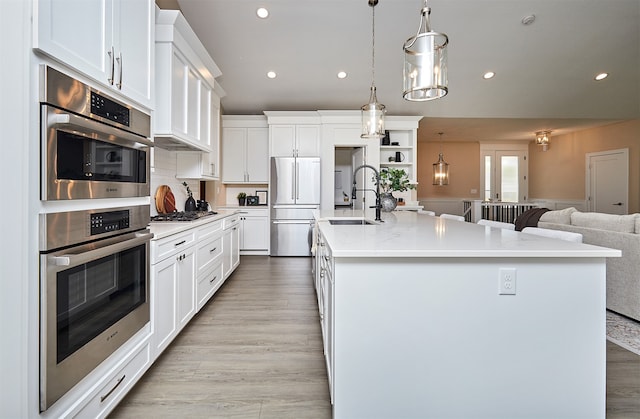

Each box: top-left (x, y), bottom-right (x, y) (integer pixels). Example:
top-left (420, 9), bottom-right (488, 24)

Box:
top-left (196, 261), bottom-right (224, 311)
top-left (223, 215), bottom-right (241, 278)
top-left (71, 340), bottom-right (151, 419)
top-left (151, 235), bottom-right (197, 357)
top-left (237, 208), bottom-right (269, 254)
top-left (317, 232), bottom-right (334, 402)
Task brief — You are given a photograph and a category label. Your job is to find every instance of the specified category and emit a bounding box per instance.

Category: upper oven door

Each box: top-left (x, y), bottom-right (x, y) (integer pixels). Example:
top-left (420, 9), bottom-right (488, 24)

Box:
top-left (42, 105), bottom-right (153, 200)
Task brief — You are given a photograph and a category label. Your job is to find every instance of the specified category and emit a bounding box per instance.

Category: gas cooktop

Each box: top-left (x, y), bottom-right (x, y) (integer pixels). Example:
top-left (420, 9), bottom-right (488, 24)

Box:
top-left (150, 211), bottom-right (218, 222)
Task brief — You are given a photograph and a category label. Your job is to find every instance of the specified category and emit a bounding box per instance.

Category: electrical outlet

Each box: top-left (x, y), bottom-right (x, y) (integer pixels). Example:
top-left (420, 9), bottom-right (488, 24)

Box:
top-left (499, 268), bottom-right (517, 295)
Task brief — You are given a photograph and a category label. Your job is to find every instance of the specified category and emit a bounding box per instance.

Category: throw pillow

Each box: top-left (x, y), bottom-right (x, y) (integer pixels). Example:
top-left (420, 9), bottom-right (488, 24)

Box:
top-left (538, 207), bottom-right (576, 225)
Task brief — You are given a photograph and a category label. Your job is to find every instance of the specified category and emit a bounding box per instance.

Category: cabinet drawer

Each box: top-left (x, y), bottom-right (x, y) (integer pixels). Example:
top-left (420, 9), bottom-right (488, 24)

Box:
top-left (196, 261), bottom-right (224, 311)
top-left (73, 342), bottom-right (150, 418)
top-left (152, 229), bottom-right (196, 263)
top-left (197, 219), bottom-right (223, 241)
top-left (196, 235), bottom-right (223, 275)
top-left (223, 215), bottom-right (240, 230)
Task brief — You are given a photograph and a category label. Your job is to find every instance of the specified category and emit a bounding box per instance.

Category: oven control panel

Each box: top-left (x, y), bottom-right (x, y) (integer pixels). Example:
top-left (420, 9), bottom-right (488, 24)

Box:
top-left (90, 210), bottom-right (130, 236)
top-left (91, 92), bottom-right (130, 126)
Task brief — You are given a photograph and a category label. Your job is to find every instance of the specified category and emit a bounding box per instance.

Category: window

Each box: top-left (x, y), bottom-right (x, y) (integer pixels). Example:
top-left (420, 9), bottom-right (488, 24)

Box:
top-left (480, 144), bottom-right (528, 202)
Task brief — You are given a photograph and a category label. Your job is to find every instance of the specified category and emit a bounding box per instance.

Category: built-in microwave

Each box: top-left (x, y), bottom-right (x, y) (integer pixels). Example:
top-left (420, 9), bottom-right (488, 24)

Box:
top-left (41, 66), bottom-right (152, 200)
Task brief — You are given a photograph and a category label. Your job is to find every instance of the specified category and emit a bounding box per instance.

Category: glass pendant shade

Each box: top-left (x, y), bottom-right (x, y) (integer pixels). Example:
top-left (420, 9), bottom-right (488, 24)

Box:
top-left (433, 152), bottom-right (449, 185)
top-left (361, 86), bottom-right (386, 138)
top-left (403, 1), bottom-right (448, 101)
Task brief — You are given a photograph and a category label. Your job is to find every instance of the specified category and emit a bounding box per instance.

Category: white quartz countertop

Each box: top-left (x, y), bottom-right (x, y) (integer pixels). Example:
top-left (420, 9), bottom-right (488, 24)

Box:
top-left (315, 209), bottom-right (621, 258)
top-left (149, 210), bottom-right (237, 240)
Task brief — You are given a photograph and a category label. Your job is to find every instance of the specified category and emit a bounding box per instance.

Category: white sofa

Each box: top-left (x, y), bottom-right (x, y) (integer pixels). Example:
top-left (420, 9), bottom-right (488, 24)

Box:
top-left (537, 208), bottom-right (640, 322)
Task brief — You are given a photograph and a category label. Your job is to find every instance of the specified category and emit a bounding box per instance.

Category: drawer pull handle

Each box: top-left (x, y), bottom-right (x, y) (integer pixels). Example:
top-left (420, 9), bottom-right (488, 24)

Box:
top-left (175, 240), bottom-right (186, 247)
top-left (100, 374), bottom-right (126, 403)
top-left (209, 247), bottom-right (217, 253)
top-left (209, 275), bottom-right (218, 284)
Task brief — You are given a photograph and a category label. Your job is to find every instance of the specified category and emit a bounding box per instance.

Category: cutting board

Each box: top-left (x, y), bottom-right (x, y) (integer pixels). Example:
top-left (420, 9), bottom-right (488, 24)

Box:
top-left (155, 185), bottom-right (176, 214)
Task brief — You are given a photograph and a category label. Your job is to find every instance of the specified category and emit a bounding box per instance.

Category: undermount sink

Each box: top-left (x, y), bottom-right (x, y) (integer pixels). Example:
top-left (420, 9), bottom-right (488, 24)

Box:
top-left (327, 219), bottom-right (376, 225)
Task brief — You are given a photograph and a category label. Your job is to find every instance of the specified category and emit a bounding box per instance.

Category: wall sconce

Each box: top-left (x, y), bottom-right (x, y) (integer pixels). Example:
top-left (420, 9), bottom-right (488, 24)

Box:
top-left (535, 130), bottom-right (551, 151)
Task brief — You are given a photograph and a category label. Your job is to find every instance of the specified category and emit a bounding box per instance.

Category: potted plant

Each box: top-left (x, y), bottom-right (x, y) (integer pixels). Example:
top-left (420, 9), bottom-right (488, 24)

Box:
top-left (377, 168), bottom-right (415, 212)
top-left (237, 192), bottom-right (247, 206)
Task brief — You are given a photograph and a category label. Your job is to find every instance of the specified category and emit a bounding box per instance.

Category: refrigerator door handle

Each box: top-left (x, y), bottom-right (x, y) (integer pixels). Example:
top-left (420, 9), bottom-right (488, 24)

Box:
top-left (295, 161), bottom-right (300, 200)
top-left (291, 161), bottom-right (296, 201)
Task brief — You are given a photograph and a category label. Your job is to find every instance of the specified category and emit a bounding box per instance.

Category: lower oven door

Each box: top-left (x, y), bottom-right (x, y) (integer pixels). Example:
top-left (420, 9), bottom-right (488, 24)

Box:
top-left (40, 230), bottom-right (152, 411)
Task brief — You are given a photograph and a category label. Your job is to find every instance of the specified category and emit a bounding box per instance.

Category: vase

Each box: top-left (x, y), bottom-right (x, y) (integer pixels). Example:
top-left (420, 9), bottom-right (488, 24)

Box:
top-left (238, 198), bottom-right (246, 206)
top-left (185, 196), bottom-right (197, 212)
top-left (380, 192), bottom-right (397, 212)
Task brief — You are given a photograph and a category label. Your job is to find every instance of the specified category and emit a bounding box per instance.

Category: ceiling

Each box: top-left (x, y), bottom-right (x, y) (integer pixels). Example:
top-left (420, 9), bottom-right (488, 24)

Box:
top-left (164, 0), bottom-right (640, 142)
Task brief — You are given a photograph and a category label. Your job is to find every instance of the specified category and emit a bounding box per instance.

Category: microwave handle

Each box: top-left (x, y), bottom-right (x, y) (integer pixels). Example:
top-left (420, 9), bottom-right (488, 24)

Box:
top-left (51, 110), bottom-right (154, 148)
top-left (51, 232), bottom-right (154, 267)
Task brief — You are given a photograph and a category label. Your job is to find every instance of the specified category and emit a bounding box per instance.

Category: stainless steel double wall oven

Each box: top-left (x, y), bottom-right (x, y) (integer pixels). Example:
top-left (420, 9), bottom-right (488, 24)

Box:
top-left (39, 66), bottom-right (153, 411)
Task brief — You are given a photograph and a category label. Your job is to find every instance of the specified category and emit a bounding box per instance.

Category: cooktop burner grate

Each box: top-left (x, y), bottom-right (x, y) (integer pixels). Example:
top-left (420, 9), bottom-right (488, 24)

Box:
top-left (151, 211), bottom-right (218, 222)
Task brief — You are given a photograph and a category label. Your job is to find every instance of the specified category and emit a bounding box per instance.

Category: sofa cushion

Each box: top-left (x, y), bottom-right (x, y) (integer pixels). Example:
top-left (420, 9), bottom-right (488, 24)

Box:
top-left (538, 207), bottom-right (576, 225)
top-left (570, 212), bottom-right (637, 233)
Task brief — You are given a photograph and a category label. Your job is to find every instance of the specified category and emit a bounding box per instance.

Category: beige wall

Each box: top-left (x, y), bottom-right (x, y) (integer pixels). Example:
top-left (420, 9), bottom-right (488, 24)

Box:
top-left (416, 119), bottom-right (640, 213)
top-left (529, 119), bottom-right (640, 213)
top-left (417, 141), bottom-right (481, 199)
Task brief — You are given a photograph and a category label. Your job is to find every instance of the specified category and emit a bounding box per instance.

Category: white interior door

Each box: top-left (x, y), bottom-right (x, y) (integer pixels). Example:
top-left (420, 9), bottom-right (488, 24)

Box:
top-left (586, 149), bottom-right (628, 214)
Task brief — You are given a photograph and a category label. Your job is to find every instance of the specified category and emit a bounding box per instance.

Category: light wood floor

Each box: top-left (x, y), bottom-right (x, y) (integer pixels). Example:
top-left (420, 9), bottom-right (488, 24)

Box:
top-left (110, 256), bottom-right (640, 418)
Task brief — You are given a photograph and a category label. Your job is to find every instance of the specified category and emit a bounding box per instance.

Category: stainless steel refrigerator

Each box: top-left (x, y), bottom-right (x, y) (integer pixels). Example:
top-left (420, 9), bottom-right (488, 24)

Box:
top-left (270, 156), bottom-right (320, 256)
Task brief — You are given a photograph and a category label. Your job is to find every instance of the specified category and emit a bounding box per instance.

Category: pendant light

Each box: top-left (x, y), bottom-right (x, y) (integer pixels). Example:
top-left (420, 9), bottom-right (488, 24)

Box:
top-left (403, 0), bottom-right (448, 101)
top-left (433, 132), bottom-right (449, 185)
top-left (361, 0), bottom-right (386, 139)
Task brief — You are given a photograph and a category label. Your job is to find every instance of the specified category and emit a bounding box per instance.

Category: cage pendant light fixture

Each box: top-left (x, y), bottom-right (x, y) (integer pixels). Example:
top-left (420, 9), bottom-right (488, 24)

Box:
top-left (361, 0), bottom-right (386, 139)
top-left (433, 132), bottom-right (449, 185)
top-left (403, 0), bottom-right (449, 101)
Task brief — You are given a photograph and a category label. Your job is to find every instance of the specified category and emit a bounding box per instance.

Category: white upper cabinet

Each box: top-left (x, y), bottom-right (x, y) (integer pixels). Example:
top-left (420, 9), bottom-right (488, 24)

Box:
top-left (34, 0), bottom-right (154, 109)
top-left (154, 9), bottom-right (225, 153)
top-left (264, 112), bottom-right (321, 157)
top-left (221, 116), bottom-right (269, 184)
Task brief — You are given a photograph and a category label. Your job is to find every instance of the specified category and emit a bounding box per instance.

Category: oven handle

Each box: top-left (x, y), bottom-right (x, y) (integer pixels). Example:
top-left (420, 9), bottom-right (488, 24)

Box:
top-left (50, 110), bottom-right (154, 148)
top-left (50, 232), bottom-right (153, 267)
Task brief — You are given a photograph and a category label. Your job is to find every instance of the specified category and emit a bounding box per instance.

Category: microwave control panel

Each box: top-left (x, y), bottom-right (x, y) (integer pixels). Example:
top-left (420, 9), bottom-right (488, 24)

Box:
top-left (90, 210), bottom-right (130, 236)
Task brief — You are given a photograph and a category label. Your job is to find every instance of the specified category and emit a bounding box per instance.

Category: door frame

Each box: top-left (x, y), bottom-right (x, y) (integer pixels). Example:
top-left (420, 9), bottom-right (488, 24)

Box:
top-left (585, 148), bottom-right (629, 213)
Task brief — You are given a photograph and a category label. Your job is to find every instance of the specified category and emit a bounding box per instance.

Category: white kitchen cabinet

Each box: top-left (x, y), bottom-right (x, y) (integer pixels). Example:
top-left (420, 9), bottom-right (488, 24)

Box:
top-left (34, 0), bottom-right (154, 109)
top-left (155, 10), bottom-right (224, 152)
top-left (237, 208), bottom-right (269, 254)
top-left (317, 231), bottom-right (334, 402)
top-left (151, 230), bottom-right (197, 357)
top-left (379, 129), bottom-right (418, 185)
top-left (222, 215), bottom-right (240, 279)
top-left (270, 124), bottom-right (320, 157)
top-left (176, 150), bottom-right (218, 180)
top-left (221, 116), bottom-right (269, 183)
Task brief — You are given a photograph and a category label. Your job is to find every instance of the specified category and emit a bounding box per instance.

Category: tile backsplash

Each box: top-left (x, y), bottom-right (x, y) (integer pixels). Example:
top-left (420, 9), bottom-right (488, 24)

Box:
top-left (151, 147), bottom-right (200, 215)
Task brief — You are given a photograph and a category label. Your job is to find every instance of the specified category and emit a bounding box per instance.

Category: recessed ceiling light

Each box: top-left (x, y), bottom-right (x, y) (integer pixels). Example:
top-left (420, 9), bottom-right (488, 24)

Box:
top-left (266, 71), bottom-right (277, 79)
top-left (483, 71), bottom-right (495, 80)
top-left (337, 71), bottom-right (347, 79)
top-left (256, 7), bottom-right (269, 19)
top-left (594, 72), bottom-right (609, 81)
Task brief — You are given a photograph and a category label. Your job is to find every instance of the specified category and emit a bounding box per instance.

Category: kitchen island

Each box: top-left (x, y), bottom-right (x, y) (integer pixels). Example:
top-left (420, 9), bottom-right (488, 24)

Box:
top-left (314, 210), bottom-right (619, 419)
